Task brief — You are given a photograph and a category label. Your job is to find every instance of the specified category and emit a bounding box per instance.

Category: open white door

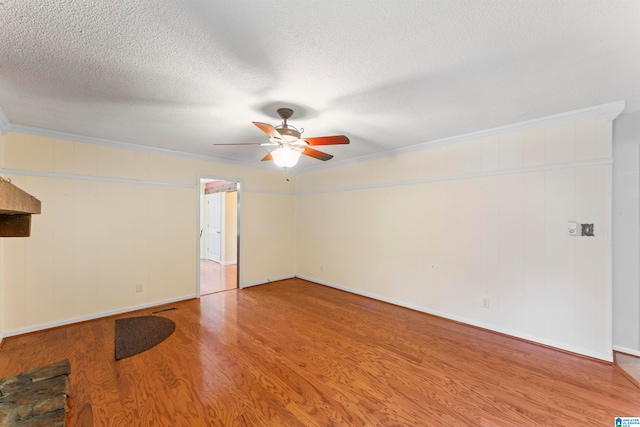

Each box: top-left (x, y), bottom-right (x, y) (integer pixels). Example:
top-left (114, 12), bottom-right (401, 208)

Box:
top-left (206, 192), bottom-right (222, 263)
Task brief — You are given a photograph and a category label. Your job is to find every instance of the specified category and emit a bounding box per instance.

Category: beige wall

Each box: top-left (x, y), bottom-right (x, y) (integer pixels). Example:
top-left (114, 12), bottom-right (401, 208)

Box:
top-left (0, 208), bottom-right (4, 342)
top-left (242, 192), bottom-right (295, 284)
top-left (0, 133), bottom-right (295, 335)
top-left (0, 134), bottom-right (6, 340)
top-left (224, 191), bottom-right (238, 264)
top-left (0, 104), bottom-right (621, 362)
top-left (295, 111), bottom-right (615, 360)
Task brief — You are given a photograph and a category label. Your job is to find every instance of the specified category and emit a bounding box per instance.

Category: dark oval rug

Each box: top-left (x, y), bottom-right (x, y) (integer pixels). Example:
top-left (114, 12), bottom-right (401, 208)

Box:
top-left (115, 316), bottom-right (176, 360)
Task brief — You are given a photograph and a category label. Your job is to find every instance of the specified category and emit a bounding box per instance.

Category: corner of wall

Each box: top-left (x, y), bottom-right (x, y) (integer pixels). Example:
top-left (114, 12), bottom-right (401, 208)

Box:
top-left (612, 109), bottom-right (640, 353)
top-left (294, 102), bottom-right (619, 360)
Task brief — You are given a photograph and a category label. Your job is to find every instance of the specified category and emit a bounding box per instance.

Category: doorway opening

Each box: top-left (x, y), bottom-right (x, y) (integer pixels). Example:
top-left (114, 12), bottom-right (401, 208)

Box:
top-left (198, 177), bottom-right (240, 296)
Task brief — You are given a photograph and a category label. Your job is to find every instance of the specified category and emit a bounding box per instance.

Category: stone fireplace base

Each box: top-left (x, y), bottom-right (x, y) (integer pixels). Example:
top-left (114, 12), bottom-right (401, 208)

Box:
top-left (0, 360), bottom-right (70, 426)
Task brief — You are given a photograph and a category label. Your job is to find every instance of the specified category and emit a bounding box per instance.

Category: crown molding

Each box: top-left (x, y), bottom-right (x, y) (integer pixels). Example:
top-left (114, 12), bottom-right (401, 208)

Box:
top-left (0, 107), bottom-right (10, 135)
top-left (3, 122), bottom-right (277, 170)
top-left (600, 100), bottom-right (625, 121)
top-left (297, 100), bottom-right (626, 175)
top-left (1, 101), bottom-right (626, 173)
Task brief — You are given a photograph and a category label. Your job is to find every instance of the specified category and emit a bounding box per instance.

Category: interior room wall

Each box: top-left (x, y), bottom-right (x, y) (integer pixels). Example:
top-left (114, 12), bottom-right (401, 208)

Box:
top-left (242, 191), bottom-right (295, 284)
top-left (0, 132), bottom-right (295, 336)
top-left (295, 104), bottom-right (618, 361)
top-left (225, 191), bottom-right (238, 264)
top-left (612, 110), bottom-right (640, 355)
top-left (0, 132), bottom-right (6, 342)
top-left (0, 235), bottom-right (4, 343)
top-left (0, 136), bottom-right (4, 343)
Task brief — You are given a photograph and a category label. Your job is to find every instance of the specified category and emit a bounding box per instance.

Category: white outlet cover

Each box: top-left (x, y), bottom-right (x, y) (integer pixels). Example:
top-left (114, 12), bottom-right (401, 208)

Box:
top-left (568, 222), bottom-right (578, 236)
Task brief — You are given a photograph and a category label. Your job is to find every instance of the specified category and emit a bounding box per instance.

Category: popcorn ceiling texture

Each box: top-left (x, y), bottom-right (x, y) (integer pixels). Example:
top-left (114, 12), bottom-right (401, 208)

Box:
top-left (0, 0), bottom-right (639, 169)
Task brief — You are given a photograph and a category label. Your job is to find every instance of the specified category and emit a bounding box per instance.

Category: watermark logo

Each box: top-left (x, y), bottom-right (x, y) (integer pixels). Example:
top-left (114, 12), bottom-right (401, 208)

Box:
top-left (616, 417), bottom-right (640, 426)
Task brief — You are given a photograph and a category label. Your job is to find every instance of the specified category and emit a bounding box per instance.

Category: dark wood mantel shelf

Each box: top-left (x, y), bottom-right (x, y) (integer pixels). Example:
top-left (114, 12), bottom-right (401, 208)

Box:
top-left (0, 179), bottom-right (42, 237)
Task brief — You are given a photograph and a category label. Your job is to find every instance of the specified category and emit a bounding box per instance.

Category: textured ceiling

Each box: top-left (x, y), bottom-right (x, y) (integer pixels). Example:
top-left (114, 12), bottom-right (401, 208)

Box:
top-left (1, 0), bottom-right (639, 170)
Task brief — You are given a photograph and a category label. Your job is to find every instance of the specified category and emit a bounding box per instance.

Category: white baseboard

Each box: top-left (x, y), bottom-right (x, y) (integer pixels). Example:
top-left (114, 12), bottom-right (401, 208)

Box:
top-left (2, 294), bottom-right (196, 338)
top-left (240, 275), bottom-right (295, 289)
top-left (296, 275), bottom-right (613, 362)
top-left (613, 345), bottom-right (640, 358)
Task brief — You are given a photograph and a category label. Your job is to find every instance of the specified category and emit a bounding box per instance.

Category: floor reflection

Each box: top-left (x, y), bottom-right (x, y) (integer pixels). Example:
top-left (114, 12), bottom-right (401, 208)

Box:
top-left (200, 260), bottom-right (237, 295)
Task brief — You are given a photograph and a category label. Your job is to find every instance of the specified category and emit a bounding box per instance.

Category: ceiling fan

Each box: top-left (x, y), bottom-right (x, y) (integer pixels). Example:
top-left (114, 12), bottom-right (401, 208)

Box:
top-left (214, 108), bottom-right (350, 168)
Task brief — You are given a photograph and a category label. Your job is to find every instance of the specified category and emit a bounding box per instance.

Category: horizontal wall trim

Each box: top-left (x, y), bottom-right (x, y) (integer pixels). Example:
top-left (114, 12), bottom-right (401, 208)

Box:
top-left (296, 158), bottom-right (613, 196)
top-left (220, 261), bottom-right (237, 266)
top-left (1, 157), bottom-right (614, 196)
top-left (297, 274), bottom-right (613, 362)
top-left (1, 168), bottom-right (295, 195)
top-left (613, 345), bottom-right (640, 358)
top-left (1, 103), bottom-right (625, 177)
top-left (298, 100), bottom-right (625, 174)
top-left (2, 294), bottom-right (196, 338)
top-left (244, 188), bottom-right (295, 195)
top-left (1, 120), bottom-right (277, 170)
top-left (0, 167), bottom-right (197, 189)
top-left (240, 274), bottom-right (295, 289)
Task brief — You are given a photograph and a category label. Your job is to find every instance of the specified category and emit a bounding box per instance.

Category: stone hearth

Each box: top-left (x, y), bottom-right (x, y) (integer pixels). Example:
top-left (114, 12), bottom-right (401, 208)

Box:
top-left (0, 360), bottom-right (70, 426)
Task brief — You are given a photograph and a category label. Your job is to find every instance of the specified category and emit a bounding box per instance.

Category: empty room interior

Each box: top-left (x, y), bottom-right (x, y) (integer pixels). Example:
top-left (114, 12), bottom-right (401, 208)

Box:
top-left (1, 1), bottom-right (640, 425)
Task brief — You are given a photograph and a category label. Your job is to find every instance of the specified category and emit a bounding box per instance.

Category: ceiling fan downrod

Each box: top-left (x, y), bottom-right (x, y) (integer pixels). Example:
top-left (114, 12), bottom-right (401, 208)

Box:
top-left (276, 108), bottom-right (301, 139)
top-left (277, 108), bottom-right (294, 128)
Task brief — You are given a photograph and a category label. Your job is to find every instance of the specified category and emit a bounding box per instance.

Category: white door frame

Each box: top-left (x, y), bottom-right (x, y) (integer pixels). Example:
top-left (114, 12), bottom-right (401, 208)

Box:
top-left (196, 176), bottom-right (242, 297)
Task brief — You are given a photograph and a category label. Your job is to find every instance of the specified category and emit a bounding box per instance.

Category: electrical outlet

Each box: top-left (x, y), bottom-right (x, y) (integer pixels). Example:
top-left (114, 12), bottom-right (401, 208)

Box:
top-left (136, 283), bottom-right (143, 292)
top-left (482, 297), bottom-right (490, 309)
top-left (320, 265), bottom-right (324, 272)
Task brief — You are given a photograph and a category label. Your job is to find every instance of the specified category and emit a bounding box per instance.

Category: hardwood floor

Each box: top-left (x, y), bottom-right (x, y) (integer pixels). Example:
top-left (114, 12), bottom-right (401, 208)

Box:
top-left (1, 278), bottom-right (639, 426)
top-left (200, 259), bottom-right (237, 295)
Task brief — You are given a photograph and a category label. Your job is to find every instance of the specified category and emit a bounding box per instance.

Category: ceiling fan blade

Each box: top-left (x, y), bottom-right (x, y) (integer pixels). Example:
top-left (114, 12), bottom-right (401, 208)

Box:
top-left (261, 152), bottom-right (273, 162)
top-left (253, 122), bottom-right (283, 139)
top-left (213, 142), bottom-right (275, 146)
top-left (302, 147), bottom-right (334, 161)
top-left (303, 135), bottom-right (350, 146)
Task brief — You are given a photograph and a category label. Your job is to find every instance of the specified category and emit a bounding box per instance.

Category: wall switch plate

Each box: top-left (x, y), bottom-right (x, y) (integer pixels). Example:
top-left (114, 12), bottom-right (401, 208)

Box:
top-left (581, 223), bottom-right (594, 236)
top-left (568, 222), bottom-right (578, 236)
top-left (482, 298), bottom-right (490, 309)
top-left (136, 283), bottom-right (143, 292)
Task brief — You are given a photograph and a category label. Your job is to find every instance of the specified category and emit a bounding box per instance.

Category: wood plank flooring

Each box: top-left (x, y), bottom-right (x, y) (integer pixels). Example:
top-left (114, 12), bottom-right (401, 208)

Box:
top-left (1, 278), bottom-right (639, 426)
top-left (200, 260), bottom-right (237, 295)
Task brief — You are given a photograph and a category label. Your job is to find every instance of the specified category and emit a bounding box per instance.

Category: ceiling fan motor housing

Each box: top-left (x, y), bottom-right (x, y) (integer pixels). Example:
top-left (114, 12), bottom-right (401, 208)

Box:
top-left (277, 127), bottom-right (301, 140)
top-left (277, 108), bottom-right (294, 120)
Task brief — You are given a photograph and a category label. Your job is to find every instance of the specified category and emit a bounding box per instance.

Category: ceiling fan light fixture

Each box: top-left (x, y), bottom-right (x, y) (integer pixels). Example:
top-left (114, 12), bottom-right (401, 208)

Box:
top-left (213, 107), bottom-right (349, 166)
top-left (271, 146), bottom-right (302, 168)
